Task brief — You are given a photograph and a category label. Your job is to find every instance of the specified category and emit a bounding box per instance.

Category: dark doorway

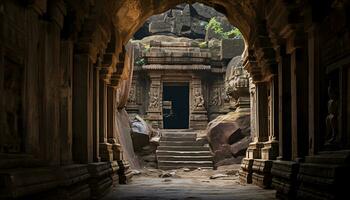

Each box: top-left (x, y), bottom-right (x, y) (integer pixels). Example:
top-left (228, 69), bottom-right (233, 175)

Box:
top-left (163, 83), bottom-right (189, 129)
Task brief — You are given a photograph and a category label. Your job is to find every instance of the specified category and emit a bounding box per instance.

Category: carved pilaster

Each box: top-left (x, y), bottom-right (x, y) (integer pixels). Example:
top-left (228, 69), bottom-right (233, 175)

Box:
top-left (190, 77), bottom-right (208, 130)
top-left (262, 76), bottom-right (279, 160)
top-left (146, 74), bottom-right (162, 128)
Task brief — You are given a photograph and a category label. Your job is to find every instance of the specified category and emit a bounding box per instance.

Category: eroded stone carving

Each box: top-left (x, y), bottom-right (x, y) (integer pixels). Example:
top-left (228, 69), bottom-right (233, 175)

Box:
top-left (148, 88), bottom-right (160, 109)
top-left (193, 90), bottom-right (205, 110)
top-left (325, 80), bottom-right (339, 147)
top-left (210, 88), bottom-right (222, 106)
top-left (225, 57), bottom-right (249, 109)
top-left (128, 85), bottom-right (136, 104)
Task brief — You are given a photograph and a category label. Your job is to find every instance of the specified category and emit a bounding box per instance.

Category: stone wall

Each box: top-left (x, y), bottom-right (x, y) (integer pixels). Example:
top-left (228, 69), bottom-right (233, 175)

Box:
top-left (0, 0), bottom-right (349, 199)
top-left (127, 35), bottom-right (244, 129)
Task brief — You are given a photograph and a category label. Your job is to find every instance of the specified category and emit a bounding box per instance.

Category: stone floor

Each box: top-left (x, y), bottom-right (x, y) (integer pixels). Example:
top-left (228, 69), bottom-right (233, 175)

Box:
top-left (102, 170), bottom-right (276, 200)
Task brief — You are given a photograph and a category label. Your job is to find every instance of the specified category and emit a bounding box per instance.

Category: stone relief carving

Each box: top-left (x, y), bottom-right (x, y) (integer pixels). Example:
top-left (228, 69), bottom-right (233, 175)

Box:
top-left (193, 90), bottom-right (205, 110)
top-left (148, 88), bottom-right (160, 109)
top-left (128, 85), bottom-right (136, 104)
top-left (225, 57), bottom-right (249, 109)
top-left (325, 80), bottom-right (339, 147)
top-left (210, 88), bottom-right (222, 106)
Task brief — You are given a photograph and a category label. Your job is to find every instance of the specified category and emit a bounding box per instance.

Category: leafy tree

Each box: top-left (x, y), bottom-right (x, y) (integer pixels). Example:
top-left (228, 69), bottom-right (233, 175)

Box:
top-left (205, 17), bottom-right (242, 39)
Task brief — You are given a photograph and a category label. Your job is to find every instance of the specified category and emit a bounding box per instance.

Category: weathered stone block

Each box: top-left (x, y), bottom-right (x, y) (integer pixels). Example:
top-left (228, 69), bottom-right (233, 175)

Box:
top-left (271, 160), bottom-right (299, 200)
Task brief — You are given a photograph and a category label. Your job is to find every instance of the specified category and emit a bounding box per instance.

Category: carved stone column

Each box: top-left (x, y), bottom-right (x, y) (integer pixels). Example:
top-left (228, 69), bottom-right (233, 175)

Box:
top-left (277, 46), bottom-right (292, 161)
top-left (107, 86), bottom-right (116, 139)
top-left (98, 79), bottom-right (113, 161)
top-left (190, 76), bottom-right (208, 130)
top-left (246, 82), bottom-right (269, 159)
top-left (92, 65), bottom-right (100, 162)
top-left (262, 76), bottom-right (279, 160)
top-left (146, 73), bottom-right (162, 129)
top-left (126, 74), bottom-right (140, 115)
top-left (248, 82), bottom-right (272, 188)
top-left (59, 40), bottom-right (73, 165)
top-left (290, 45), bottom-right (309, 161)
top-left (73, 53), bottom-right (94, 164)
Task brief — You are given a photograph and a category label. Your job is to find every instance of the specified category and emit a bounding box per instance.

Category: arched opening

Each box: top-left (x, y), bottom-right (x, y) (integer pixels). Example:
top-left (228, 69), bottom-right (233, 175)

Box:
top-left (1, 0), bottom-right (349, 199)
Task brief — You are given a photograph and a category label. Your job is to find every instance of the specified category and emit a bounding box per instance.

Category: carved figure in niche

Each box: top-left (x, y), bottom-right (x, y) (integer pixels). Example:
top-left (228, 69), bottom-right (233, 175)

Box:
top-left (128, 86), bottom-right (136, 104)
top-left (210, 88), bottom-right (222, 106)
top-left (325, 80), bottom-right (339, 146)
top-left (225, 56), bottom-right (249, 109)
top-left (148, 90), bottom-right (159, 109)
top-left (193, 90), bottom-right (205, 110)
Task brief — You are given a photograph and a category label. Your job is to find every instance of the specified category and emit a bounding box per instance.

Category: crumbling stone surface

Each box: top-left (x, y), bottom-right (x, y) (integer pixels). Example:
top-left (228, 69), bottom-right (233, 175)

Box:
top-left (133, 3), bottom-right (232, 40)
top-left (206, 56), bottom-right (251, 167)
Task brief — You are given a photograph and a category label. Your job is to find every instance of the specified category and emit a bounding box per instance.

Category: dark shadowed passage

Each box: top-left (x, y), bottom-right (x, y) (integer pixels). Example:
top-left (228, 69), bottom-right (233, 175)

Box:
top-left (163, 83), bottom-right (190, 129)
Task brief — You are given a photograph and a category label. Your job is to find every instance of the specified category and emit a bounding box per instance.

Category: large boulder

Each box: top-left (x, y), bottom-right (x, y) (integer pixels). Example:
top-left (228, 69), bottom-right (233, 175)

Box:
top-left (131, 115), bottom-right (150, 151)
top-left (207, 109), bottom-right (251, 166)
top-left (206, 55), bottom-right (251, 167)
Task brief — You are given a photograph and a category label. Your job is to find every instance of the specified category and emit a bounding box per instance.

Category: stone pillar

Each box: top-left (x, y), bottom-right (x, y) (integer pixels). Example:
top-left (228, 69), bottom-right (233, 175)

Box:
top-left (249, 78), bottom-right (256, 142)
top-left (59, 40), bottom-right (73, 165)
top-left (40, 1), bottom-right (66, 165)
top-left (73, 54), bottom-right (94, 164)
top-left (125, 74), bottom-right (140, 115)
top-left (146, 74), bottom-right (162, 128)
top-left (107, 86), bottom-right (116, 139)
top-left (249, 82), bottom-right (273, 188)
top-left (271, 47), bottom-right (298, 200)
top-left (307, 24), bottom-right (320, 156)
top-left (92, 66), bottom-right (100, 162)
top-left (190, 76), bottom-right (208, 130)
top-left (261, 76), bottom-right (279, 160)
top-left (246, 82), bottom-right (269, 159)
top-left (277, 47), bottom-right (292, 161)
top-left (98, 79), bottom-right (112, 161)
top-left (290, 46), bottom-right (309, 161)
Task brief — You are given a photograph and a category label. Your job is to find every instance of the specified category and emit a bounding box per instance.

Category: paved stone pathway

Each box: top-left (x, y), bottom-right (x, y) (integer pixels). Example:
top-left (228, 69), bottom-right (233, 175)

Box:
top-left (102, 176), bottom-right (276, 200)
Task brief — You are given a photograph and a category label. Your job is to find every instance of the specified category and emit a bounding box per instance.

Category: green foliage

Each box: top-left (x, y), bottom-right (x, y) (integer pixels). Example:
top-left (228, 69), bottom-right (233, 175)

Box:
top-left (199, 41), bottom-right (208, 48)
top-left (205, 17), bottom-right (242, 39)
top-left (135, 57), bottom-right (146, 66)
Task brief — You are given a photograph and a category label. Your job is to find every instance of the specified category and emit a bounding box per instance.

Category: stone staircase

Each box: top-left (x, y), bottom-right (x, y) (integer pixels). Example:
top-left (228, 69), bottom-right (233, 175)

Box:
top-left (156, 130), bottom-right (214, 170)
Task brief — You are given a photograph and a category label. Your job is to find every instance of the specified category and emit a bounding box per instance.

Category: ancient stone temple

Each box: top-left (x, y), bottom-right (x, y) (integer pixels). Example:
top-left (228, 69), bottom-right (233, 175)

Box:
top-left (126, 36), bottom-right (244, 130)
top-left (1, 0), bottom-right (350, 200)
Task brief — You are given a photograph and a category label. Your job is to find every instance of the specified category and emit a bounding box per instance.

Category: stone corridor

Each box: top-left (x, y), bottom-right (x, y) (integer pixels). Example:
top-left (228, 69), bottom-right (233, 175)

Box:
top-left (1, 0), bottom-right (350, 200)
top-left (103, 170), bottom-right (275, 200)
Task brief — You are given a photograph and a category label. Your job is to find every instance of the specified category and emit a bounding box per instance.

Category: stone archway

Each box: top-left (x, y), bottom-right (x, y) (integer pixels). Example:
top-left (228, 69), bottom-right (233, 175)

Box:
top-left (1, 0), bottom-right (350, 199)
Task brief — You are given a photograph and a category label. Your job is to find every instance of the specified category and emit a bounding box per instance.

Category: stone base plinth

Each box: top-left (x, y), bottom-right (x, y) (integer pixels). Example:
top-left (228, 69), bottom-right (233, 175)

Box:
top-left (146, 111), bottom-right (162, 129)
top-left (271, 160), bottom-right (299, 200)
top-left (0, 164), bottom-right (91, 200)
top-left (117, 160), bottom-right (133, 184)
top-left (239, 158), bottom-right (254, 184)
top-left (252, 159), bottom-right (273, 188)
top-left (110, 161), bottom-right (120, 187)
top-left (190, 110), bottom-right (208, 130)
top-left (88, 162), bottom-right (115, 199)
top-left (111, 144), bottom-right (122, 161)
top-left (246, 142), bottom-right (264, 159)
top-left (296, 150), bottom-right (350, 200)
top-left (126, 105), bottom-right (140, 114)
top-left (99, 143), bottom-right (113, 162)
top-left (261, 140), bottom-right (279, 160)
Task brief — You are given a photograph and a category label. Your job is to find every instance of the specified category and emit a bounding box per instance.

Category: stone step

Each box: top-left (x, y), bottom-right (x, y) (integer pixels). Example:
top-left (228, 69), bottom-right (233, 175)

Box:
top-left (161, 132), bottom-right (197, 138)
top-left (162, 129), bottom-right (193, 132)
top-left (158, 161), bottom-right (213, 169)
top-left (305, 151), bottom-right (350, 164)
top-left (156, 150), bottom-right (212, 156)
top-left (161, 136), bottom-right (196, 142)
top-left (159, 141), bottom-right (201, 146)
top-left (157, 146), bottom-right (210, 151)
top-left (157, 155), bottom-right (213, 161)
top-left (158, 166), bottom-right (213, 170)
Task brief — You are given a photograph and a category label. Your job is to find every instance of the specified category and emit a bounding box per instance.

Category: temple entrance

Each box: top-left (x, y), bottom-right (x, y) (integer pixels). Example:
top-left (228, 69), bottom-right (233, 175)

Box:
top-left (162, 83), bottom-right (189, 129)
